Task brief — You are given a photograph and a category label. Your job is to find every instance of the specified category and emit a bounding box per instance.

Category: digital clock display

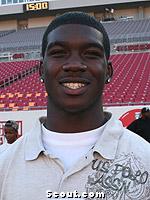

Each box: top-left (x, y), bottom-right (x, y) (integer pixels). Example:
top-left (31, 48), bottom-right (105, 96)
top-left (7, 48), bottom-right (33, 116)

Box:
top-left (24, 2), bottom-right (49, 12)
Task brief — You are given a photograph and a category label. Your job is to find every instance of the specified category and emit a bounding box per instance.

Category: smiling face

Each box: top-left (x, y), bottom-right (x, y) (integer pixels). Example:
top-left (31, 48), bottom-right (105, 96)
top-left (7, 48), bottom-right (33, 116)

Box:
top-left (41, 24), bottom-right (112, 113)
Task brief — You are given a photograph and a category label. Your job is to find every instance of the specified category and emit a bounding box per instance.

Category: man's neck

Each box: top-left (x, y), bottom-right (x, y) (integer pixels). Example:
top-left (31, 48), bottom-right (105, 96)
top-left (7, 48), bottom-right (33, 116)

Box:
top-left (45, 104), bottom-right (109, 133)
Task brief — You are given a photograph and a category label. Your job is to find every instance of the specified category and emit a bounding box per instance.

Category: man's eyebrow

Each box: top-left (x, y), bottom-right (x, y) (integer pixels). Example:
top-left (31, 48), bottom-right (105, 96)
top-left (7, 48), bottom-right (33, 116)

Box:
top-left (46, 41), bottom-right (104, 51)
top-left (84, 42), bottom-right (104, 51)
top-left (46, 41), bottom-right (67, 50)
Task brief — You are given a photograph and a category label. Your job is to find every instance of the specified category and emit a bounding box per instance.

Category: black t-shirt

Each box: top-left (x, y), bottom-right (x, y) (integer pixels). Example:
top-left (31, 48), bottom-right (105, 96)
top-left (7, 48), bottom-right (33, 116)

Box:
top-left (127, 118), bottom-right (150, 143)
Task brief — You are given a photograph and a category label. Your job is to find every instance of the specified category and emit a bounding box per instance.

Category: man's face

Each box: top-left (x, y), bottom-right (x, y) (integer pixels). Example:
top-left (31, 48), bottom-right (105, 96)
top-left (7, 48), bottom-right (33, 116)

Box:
top-left (41, 24), bottom-right (112, 113)
top-left (4, 127), bottom-right (17, 144)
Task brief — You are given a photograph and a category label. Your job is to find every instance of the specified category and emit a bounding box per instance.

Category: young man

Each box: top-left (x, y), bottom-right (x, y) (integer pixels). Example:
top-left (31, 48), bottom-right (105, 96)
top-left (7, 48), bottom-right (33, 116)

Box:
top-left (127, 107), bottom-right (150, 142)
top-left (0, 120), bottom-right (18, 153)
top-left (0, 12), bottom-right (150, 200)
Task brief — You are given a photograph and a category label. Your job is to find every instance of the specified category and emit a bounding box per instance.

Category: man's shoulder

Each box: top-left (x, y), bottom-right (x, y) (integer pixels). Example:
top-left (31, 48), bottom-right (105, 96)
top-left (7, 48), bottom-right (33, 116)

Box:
top-left (121, 127), bottom-right (150, 151)
top-left (0, 119), bottom-right (43, 168)
top-left (0, 143), bottom-right (10, 154)
top-left (0, 135), bottom-right (26, 165)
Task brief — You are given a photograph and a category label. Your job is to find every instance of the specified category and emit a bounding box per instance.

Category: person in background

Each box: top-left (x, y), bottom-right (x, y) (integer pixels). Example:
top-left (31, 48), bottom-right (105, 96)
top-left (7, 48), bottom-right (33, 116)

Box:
top-left (127, 107), bottom-right (150, 142)
top-left (4, 120), bottom-right (18, 144)
top-left (0, 120), bottom-right (18, 153)
top-left (0, 12), bottom-right (150, 200)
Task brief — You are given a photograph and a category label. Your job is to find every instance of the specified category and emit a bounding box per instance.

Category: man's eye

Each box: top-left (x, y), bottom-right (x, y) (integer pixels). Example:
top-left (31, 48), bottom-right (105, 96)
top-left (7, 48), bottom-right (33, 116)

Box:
top-left (84, 51), bottom-right (103, 59)
top-left (48, 50), bottom-right (67, 57)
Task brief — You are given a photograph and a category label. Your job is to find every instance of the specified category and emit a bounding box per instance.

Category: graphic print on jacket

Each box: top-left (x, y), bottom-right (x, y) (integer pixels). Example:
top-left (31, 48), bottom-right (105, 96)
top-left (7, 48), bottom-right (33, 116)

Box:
top-left (85, 153), bottom-right (150, 200)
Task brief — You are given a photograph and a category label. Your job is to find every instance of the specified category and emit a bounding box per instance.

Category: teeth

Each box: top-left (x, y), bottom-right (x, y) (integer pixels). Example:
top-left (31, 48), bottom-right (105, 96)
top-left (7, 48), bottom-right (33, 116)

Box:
top-left (63, 83), bottom-right (85, 89)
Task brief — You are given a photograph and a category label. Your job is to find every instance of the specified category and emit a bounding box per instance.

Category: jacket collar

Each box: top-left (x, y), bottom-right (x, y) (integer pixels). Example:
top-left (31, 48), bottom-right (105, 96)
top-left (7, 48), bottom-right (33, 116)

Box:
top-left (24, 119), bottom-right (45, 161)
top-left (93, 114), bottom-right (124, 160)
top-left (24, 113), bottom-right (124, 161)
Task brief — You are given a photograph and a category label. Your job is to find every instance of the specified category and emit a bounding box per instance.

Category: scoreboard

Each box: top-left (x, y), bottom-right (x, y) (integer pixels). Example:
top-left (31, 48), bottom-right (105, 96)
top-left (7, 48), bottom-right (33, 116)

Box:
top-left (23, 2), bottom-right (49, 12)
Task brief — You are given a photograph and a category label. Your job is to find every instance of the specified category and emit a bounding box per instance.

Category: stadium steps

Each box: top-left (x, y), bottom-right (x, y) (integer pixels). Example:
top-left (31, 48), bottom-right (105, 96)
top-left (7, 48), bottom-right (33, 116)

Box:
top-left (0, 30), bottom-right (16, 38)
top-left (0, 60), bottom-right (40, 89)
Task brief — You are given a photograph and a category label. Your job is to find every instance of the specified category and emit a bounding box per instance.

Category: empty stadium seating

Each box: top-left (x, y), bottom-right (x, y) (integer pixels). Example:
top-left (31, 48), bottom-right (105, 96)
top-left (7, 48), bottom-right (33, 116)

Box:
top-left (103, 18), bottom-right (150, 43)
top-left (0, 18), bottom-right (150, 53)
top-left (0, 27), bottom-right (46, 52)
top-left (0, 71), bottom-right (47, 111)
top-left (0, 52), bottom-right (149, 111)
top-left (0, 17), bottom-right (150, 111)
top-left (103, 52), bottom-right (150, 105)
top-left (0, 30), bottom-right (16, 38)
top-left (115, 43), bottom-right (150, 52)
top-left (0, 60), bottom-right (39, 87)
top-left (103, 18), bottom-right (150, 35)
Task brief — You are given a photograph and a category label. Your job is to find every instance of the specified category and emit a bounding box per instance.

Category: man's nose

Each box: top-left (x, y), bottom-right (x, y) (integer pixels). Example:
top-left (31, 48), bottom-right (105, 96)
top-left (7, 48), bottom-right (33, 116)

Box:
top-left (62, 53), bottom-right (87, 72)
top-left (62, 63), bottom-right (87, 72)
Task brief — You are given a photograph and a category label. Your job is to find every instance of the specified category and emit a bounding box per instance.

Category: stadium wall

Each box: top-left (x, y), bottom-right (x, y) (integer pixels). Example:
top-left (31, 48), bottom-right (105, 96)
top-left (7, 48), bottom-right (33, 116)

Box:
top-left (48, 0), bottom-right (150, 10)
top-left (0, 20), bottom-right (17, 31)
top-left (0, 6), bottom-right (150, 30)
top-left (0, 0), bottom-right (148, 14)
top-left (28, 16), bottom-right (54, 28)
top-left (115, 6), bottom-right (150, 19)
top-left (114, 8), bottom-right (138, 18)
top-left (0, 0), bottom-right (150, 17)
top-left (144, 6), bottom-right (150, 18)
top-left (0, 1), bottom-right (150, 30)
top-left (0, 4), bottom-right (22, 15)
top-left (0, 105), bottom-right (149, 134)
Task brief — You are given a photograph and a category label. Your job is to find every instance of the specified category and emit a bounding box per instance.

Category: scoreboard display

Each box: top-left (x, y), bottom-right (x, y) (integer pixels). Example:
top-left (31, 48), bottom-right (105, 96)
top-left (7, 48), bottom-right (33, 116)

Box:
top-left (24, 2), bottom-right (49, 12)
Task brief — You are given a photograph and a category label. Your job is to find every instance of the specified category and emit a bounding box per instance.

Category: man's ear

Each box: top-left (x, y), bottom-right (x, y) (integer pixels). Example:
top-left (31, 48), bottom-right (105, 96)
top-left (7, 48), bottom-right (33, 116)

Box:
top-left (39, 60), bottom-right (44, 83)
top-left (105, 61), bottom-right (113, 84)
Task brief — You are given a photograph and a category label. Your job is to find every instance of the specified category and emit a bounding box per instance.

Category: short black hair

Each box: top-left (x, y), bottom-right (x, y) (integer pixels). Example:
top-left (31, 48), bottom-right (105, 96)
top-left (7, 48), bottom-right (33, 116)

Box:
top-left (42, 11), bottom-right (110, 60)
